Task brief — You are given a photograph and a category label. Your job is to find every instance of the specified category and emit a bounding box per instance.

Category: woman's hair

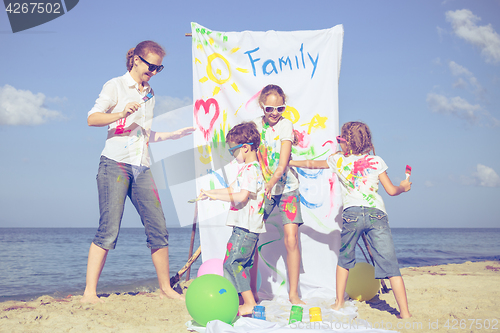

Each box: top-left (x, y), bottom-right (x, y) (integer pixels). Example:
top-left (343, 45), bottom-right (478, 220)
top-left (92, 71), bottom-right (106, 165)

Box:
top-left (126, 40), bottom-right (166, 71)
top-left (226, 122), bottom-right (260, 151)
top-left (258, 84), bottom-right (287, 108)
top-left (340, 121), bottom-right (375, 155)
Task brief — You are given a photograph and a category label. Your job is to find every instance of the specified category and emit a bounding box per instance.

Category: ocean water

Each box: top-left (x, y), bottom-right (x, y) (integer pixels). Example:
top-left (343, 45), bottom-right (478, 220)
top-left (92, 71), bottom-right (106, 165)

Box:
top-left (0, 227), bottom-right (499, 302)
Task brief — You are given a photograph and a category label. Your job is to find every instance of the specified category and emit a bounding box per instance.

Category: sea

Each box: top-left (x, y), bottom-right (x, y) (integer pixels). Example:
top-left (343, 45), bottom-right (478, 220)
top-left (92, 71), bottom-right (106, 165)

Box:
top-left (1, 227), bottom-right (499, 302)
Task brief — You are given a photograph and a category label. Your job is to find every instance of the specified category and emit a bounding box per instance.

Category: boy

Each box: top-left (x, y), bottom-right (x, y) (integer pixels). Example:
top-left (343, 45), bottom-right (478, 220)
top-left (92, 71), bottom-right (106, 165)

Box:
top-left (198, 122), bottom-right (266, 316)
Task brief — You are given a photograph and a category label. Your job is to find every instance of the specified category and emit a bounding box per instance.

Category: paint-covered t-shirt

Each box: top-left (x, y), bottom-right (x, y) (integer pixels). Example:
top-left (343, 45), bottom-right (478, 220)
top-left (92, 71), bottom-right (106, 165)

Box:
top-left (226, 162), bottom-right (266, 234)
top-left (327, 153), bottom-right (388, 213)
top-left (253, 116), bottom-right (299, 195)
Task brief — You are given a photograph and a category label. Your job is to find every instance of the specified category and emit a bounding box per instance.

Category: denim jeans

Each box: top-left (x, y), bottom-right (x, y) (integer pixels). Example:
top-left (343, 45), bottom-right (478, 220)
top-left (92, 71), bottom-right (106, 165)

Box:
top-left (338, 206), bottom-right (401, 279)
top-left (263, 188), bottom-right (304, 225)
top-left (93, 156), bottom-right (169, 250)
top-left (223, 227), bottom-right (259, 293)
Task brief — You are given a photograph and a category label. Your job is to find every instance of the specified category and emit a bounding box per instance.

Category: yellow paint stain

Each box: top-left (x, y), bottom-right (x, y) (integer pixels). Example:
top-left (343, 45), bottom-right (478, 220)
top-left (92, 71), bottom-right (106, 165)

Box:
top-left (282, 105), bottom-right (300, 124)
top-left (213, 86), bottom-right (221, 96)
top-left (195, 58), bottom-right (202, 64)
top-left (231, 82), bottom-right (239, 92)
top-left (199, 77), bottom-right (208, 83)
top-left (198, 145), bottom-right (212, 164)
top-left (216, 68), bottom-right (222, 75)
top-left (337, 156), bottom-right (343, 169)
top-left (274, 135), bottom-right (280, 141)
top-left (197, 44), bottom-right (203, 50)
top-left (346, 174), bottom-right (353, 181)
top-left (209, 38), bottom-right (214, 45)
top-left (236, 67), bottom-right (249, 73)
top-left (231, 47), bottom-right (240, 53)
top-left (234, 103), bottom-right (243, 116)
top-left (301, 114), bottom-right (328, 134)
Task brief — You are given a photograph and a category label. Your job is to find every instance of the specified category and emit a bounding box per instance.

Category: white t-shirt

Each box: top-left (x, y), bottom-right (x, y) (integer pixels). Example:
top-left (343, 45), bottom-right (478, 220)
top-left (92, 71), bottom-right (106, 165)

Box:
top-left (226, 162), bottom-right (266, 234)
top-left (327, 153), bottom-right (388, 213)
top-left (88, 72), bottom-right (155, 167)
top-left (253, 116), bottom-right (299, 195)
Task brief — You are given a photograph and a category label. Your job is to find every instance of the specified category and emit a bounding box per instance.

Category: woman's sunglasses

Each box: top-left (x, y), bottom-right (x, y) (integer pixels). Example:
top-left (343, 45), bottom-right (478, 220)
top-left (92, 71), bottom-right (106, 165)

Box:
top-left (336, 136), bottom-right (347, 143)
top-left (139, 56), bottom-right (164, 73)
top-left (228, 143), bottom-right (253, 156)
top-left (263, 105), bottom-right (286, 113)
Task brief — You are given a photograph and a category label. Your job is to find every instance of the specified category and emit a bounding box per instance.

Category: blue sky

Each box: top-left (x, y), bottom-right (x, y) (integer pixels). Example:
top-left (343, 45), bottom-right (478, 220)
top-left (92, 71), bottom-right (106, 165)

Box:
top-left (0, 0), bottom-right (499, 228)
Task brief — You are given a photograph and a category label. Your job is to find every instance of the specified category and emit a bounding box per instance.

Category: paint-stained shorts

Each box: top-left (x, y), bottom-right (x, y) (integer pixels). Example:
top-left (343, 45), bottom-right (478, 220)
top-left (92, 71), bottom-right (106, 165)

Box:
top-left (93, 156), bottom-right (169, 250)
top-left (263, 188), bottom-right (304, 225)
top-left (338, 206), bottom-right (401, 279)
top-left (223, 227), bottom-right (259, 293)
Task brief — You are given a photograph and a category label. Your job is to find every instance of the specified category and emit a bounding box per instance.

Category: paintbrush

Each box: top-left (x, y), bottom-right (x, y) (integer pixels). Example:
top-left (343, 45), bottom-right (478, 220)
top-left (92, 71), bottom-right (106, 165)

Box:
top-left (188, 192), bottom-right (216, 203)
top-left (405, 165), bottom-right (412, 179)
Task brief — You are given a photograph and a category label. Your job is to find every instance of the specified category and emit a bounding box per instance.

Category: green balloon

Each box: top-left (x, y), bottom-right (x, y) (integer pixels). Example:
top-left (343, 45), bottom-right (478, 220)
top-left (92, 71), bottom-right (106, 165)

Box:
top-left (345, 262), bottom-right (381, 301)
top-left (185, 274), bottom-right (239, 326)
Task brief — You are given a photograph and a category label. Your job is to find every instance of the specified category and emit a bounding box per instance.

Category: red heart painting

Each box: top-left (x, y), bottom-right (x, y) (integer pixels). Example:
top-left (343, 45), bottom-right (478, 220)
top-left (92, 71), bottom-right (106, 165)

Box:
top-left (194, 98), bottom-right (220, 141)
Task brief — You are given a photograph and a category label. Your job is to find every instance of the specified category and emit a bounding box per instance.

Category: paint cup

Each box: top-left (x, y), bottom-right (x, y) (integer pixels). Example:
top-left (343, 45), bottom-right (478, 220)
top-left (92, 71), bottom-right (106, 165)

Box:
top-left (252, 305), bottom-right (266, 320)
top-left (288, 305), bottom-right (303, 324)
top-left (309, 307), bottom-right (322, 322)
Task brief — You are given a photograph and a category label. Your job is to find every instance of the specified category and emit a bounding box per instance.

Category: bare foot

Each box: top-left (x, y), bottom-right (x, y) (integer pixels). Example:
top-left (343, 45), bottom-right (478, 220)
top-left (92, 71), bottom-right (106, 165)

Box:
top-left (238, 303), bottom-right (255, 316)
top-left (159, 288), bottom-right (185, 301)
top-left (330, 300), bottom-right (344, 311)
top-left (289, 294), bottom-right (305, 305)
top-left (397, 312), bottom-right (412, 319)
top-left (80, 293), bottom-right (104, 304)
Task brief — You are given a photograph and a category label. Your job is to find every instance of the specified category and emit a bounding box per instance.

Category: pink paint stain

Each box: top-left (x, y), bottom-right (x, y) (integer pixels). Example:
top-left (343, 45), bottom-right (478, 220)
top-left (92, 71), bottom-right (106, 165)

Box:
top-left (294, 130), bottom-right (311, 148)
top-left (282, 196), bottom-right (298, 221)
top-left (115, 118), bottom-right (131, 135)
top-left (352, 155), bottom-right (377, 175)
top-left (194, 98), bottom-right (220, 141)
top-left (327, 173), bottom-right (337, 218)
top-left (242, 271), bottom-right (247, 279)
top-left (224, 243), bottom-right (233, 262)
top-left (245, 89), bottom-right (263, 112)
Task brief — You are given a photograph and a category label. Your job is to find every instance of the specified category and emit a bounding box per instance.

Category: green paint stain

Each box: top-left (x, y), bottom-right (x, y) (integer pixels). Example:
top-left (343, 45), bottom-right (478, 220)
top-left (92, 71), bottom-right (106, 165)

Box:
top-left (240, 247), bottom-right (247, 254)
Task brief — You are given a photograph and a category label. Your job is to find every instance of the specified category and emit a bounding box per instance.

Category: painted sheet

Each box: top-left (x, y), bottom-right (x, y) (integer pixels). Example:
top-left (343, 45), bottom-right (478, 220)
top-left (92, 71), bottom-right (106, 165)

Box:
top-left (191, 22), bottom-right (344, 299)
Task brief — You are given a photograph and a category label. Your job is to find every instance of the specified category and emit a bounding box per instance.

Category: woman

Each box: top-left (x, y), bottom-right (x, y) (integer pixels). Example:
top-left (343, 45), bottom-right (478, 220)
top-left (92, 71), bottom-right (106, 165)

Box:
top-left (81, 40), bottom-right (194, 304)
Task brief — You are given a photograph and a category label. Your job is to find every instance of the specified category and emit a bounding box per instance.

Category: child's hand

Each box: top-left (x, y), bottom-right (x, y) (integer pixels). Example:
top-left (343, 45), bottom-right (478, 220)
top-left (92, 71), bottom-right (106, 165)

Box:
top-left (400, 178), bottom-right (412, 192)
top-left (200, 189), bottom-right (216, 200)
top-left (264, 183), bottom-right (273, 199)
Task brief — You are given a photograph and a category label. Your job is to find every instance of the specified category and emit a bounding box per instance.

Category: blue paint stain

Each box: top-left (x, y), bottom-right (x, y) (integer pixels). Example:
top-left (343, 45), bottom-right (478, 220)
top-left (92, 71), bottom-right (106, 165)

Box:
top-left (296, 168), bottom-right (323, 179)
top-left (208, 170), bottom-right (228, 187)
top-left (300, 194), bottom-right (323, 209)
top-left (219, 289), bottom-right (227, 295)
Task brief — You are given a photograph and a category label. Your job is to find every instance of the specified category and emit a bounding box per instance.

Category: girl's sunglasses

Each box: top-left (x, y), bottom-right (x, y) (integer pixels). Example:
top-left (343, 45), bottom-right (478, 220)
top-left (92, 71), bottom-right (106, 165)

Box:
top-left (263, 105), bottom-right (286, 113)
top-left (139, 56), bottom-right (164, 73)
top-left (336, 136), bottom-right (347, 143)
top-left (228, 143), bottom-right (253, 156)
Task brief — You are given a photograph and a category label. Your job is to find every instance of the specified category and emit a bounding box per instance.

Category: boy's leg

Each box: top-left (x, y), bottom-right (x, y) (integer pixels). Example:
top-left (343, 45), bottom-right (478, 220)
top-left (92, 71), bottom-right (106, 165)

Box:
top-left (81, 243), bottom-right (108, 303)
top-left (249, 251), bottom-right (259, 302)
top-left (388, 276), bottom-right (411, 318)
top-left (239, 290), bottom-right (257, 316)
top-left (331, 265), bottom-right (349, 310)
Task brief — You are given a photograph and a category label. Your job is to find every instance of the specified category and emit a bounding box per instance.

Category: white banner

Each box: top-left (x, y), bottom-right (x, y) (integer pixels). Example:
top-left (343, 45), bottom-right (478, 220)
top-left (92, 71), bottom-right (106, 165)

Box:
top-left (191, 22), bottom-right (344, 300)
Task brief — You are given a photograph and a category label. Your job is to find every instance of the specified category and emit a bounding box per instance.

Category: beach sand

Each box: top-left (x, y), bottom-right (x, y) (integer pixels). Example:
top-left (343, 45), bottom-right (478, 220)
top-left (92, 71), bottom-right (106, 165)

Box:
top-left (1, 261), bottom-right (499, 332)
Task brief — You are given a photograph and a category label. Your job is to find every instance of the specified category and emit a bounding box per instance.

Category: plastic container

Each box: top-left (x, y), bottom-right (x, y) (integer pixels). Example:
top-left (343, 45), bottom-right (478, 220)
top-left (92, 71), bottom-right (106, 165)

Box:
top-left (309, 307), bottom-right (322, 322)
top-left (252, 305), bottom-right (266, 320)
top-left (288, 305), bottom-right (303, 324)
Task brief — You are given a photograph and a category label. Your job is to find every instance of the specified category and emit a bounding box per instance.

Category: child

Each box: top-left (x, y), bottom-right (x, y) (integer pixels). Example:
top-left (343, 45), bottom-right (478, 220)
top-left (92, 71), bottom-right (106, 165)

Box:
top-left (252, 84), bottom-right (305, 305)
top-left (289, 121), bottom-right (412, 319)
top-left (198, 122), bottom-right (266, 316)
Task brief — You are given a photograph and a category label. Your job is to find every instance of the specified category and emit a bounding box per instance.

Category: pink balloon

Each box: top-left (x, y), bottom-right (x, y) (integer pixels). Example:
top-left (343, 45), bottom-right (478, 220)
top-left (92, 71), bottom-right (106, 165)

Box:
top-left (197, 258), bottom-right (224, 277)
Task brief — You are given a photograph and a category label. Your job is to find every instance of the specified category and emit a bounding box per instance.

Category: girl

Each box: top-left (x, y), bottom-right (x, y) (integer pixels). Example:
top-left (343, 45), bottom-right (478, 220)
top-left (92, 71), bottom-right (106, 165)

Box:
top-left (289, 121), bottom-right (412, 318)
top-left (82, 40), bottom-right (194, 304)
top-left (252, 84), bottom-right (305, 305)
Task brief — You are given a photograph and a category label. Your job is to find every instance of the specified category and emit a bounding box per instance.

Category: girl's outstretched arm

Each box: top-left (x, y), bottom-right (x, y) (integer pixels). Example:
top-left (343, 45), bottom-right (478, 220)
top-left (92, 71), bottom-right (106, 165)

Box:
top-left (150, 127), bottom-right (196, 142)
top-left (379, 171), bottom-right (412, 196)
top-left (289, 159), bottom-right (329, 169)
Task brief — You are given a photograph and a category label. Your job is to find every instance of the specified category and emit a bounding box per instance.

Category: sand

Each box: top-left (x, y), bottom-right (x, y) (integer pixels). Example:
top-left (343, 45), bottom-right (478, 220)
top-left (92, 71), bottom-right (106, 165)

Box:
top-left (1, 261), bottom-right (499, 333)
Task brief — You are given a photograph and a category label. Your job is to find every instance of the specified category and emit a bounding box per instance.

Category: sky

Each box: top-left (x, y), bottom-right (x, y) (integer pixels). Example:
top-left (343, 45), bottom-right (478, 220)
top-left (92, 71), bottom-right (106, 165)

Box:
top-left (0, 0), bottom-right (499, 228)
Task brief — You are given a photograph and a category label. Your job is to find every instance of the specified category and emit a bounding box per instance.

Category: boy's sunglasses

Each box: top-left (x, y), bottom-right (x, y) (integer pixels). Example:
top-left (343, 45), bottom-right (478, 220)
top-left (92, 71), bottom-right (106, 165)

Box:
top-left (263, 105), bottom-right (286, 113)
top-left (336, 136), bottom-right (347, 143)
top-left (139, 56), bottom-right (164, 73)
top-left (228, 143), bottom-right (253, 156)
